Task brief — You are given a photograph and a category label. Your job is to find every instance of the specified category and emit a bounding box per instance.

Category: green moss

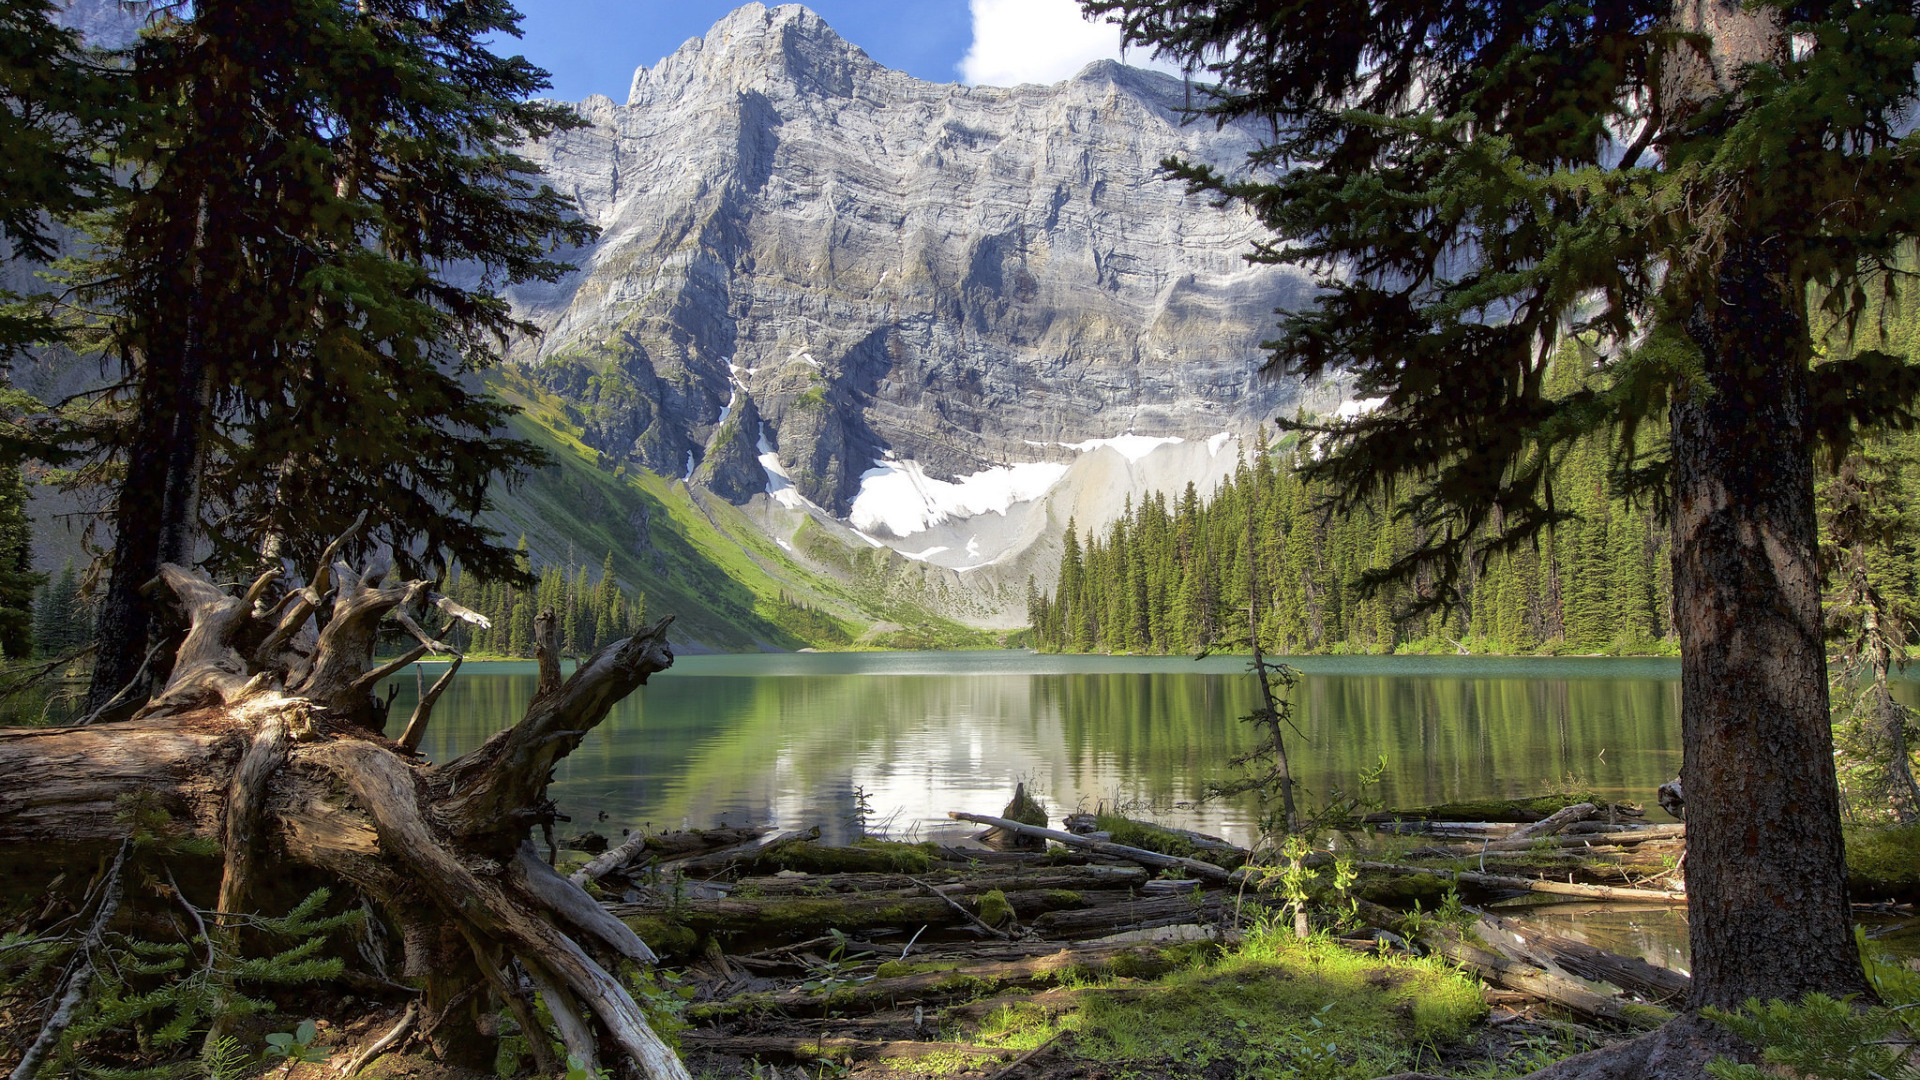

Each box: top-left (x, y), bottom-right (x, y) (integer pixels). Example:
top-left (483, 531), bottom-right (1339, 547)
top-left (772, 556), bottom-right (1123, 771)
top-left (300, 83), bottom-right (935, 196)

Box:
top-left (750, 839), bottom-right (939, 875)
top-left (1617, 1002), bottom-right (1675, 1030)
top-left (1042, 890), bottom-right (1085, 908)
top-left (931, 973), bottom-right (994, 998)
top-left (1094, 815), bottom-right (1244, 870)
top-left (874, 959), bottom-right (962, 979)
top-left (620, 916), bottom-right (698, 960)
top-left (1067, 933), bottom-right (1486, 1078)
top-left (1846, 824), bottom-right (1920, 900)
top-left (976, 889), bottom-right (1014, 928)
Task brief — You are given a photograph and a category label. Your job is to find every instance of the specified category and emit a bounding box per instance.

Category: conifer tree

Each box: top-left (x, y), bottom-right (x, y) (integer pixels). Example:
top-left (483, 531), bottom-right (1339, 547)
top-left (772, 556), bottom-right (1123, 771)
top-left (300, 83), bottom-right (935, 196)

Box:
top-left (79, 0), bottom-right (594, 716)
top-left (1088, 0), bottom-right (1919, 1011)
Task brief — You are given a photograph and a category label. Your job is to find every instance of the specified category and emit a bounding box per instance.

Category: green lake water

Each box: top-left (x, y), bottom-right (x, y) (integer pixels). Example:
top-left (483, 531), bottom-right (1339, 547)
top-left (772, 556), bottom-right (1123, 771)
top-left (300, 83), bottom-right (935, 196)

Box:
top-left (388, 651), bottom-right (1693, 847)
top-left (380, 649), bottom-right (1920, 974)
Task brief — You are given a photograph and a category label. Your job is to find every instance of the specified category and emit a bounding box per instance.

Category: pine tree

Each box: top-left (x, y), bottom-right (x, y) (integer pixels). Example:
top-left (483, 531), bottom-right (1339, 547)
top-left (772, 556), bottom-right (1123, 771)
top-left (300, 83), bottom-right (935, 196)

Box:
top-left (81, 0), bottom-right (594, 715)
top-left (1089, 0), bottom-right (1912, 1009)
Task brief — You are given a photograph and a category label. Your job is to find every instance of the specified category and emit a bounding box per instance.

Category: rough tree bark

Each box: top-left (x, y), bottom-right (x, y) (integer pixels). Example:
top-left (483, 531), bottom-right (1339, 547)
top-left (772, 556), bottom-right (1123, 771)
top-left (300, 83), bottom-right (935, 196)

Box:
top-left (2, 537), bottom-right (692, 1079)
top-left (1652, 0), bottom-right (1872, 1014)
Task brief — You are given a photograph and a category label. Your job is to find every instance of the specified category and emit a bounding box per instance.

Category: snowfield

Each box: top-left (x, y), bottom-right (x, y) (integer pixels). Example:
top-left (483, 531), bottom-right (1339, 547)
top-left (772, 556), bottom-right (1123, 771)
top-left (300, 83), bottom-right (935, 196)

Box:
top-left (850, 458), bottom-right (1069, 537)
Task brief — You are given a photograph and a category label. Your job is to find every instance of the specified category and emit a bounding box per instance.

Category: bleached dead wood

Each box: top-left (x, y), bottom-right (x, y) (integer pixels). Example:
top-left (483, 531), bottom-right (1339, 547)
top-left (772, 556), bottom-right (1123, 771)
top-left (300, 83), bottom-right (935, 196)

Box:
top-left (948, 812), bottom-right (1232, 883)
top-left (1352, 861), bottom-right (1688, 903)
top-left (0, 543), bottom-right (692, 1080)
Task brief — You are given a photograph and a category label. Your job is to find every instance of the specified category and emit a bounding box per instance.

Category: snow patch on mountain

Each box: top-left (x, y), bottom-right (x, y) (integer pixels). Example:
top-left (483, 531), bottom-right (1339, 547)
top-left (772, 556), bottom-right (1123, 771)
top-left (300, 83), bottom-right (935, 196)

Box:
top-left (1062, 435), bottom-right (1184, 462)
top-left (850, 459), bottom-right (1070, 537)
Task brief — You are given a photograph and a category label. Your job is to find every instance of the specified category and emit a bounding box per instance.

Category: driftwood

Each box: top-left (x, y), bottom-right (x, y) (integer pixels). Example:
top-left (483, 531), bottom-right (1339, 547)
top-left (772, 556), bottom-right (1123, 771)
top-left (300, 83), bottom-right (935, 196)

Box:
top-left (571, 827), bottom-right (767, 887)
top-left (948, 812), bottom-right (1232, 883)
top-left (1474, 910), bottom-right (1690, 1005)
top-left (1422, 932), bottom-right (1667, 1030)
top-left (1353, 861), bottom-right (1688, 903)
top-left (1508, 803), bottom-right (1600, 841)
top-left (0, 543), bottom-right (690, 1080)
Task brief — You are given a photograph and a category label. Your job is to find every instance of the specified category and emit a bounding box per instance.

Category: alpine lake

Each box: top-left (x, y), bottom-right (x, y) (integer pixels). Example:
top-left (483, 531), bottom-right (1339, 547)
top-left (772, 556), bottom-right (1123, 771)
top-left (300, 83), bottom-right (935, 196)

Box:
top-left (384, 650), bottom-right (1920, 975)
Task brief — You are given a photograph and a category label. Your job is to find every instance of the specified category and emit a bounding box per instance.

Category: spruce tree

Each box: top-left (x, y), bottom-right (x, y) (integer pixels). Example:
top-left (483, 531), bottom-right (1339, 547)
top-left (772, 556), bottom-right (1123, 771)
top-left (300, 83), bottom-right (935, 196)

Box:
top-left (79, 0), bottom-right (593, 715)
top-left (1089, 0), bottom-right (1918, 1009)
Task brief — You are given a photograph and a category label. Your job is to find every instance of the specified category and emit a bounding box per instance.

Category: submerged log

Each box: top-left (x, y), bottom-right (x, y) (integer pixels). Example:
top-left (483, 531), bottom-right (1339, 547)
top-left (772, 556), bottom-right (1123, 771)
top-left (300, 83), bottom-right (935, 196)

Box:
top-left (1473, 910), bottom-right (1690, 1005)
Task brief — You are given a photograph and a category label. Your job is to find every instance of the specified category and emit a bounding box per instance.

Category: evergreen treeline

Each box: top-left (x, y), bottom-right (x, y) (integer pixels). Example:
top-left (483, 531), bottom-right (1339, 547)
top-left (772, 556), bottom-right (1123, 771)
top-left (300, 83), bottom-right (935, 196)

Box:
top-left (22, 546), bottom-right (647, 664)
top-left (1028, 424), bottom-right (1674, 657)
top-left (31, 560), bottom-right (89, 659)
top-left (438, 544), bottom-right (645, 659)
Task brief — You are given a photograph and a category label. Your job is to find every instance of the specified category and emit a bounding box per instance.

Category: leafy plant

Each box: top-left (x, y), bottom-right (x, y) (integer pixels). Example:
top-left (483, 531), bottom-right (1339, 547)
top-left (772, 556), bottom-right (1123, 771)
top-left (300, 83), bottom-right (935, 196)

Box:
top-left (263, 1019), bottom-right (325, 1065)
top-left (563, 1052), bottom-right (611, 1080)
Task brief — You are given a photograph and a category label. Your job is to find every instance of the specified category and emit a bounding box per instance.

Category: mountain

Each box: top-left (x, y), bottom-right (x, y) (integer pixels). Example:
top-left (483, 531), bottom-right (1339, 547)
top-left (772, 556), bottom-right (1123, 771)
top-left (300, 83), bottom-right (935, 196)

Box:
top-left (502, 3), bottom-right (1328, 637)
top-left (19, 1), bottom-right (1327, 651)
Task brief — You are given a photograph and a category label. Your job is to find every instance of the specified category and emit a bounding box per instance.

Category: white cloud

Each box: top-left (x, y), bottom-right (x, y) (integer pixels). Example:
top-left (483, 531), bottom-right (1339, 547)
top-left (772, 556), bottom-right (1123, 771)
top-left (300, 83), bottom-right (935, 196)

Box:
top-left (959, 0), bottom-right (1182, 86)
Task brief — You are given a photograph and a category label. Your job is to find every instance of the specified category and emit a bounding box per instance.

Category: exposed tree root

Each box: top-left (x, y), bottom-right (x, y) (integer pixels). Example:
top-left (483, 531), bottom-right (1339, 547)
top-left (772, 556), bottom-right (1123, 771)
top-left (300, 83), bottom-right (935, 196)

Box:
top-left (0, 543), bottom-right (690, 1079)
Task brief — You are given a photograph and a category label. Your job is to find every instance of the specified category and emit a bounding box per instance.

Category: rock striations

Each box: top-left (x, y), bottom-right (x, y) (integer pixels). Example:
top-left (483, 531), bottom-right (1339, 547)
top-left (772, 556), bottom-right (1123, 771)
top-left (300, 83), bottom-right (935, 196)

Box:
top-left (508, 4), bottom-right (1323, 624)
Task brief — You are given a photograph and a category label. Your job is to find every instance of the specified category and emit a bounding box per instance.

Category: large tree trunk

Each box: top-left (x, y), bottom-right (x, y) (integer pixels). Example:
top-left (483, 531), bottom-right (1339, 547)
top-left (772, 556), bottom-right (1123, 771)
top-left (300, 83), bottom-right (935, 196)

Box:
top-left (1669, 233), bottom-right (1871, 1009)
top-left (7, 546), bottom-right (692, 1079)
top-left (1659, 0), bottom-right (1872, 1012)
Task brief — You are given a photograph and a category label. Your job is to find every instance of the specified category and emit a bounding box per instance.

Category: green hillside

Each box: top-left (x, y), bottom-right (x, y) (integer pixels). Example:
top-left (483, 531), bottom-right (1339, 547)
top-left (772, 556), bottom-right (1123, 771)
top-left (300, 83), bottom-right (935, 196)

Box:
top-left (482, 370), bottom-right (992, 652)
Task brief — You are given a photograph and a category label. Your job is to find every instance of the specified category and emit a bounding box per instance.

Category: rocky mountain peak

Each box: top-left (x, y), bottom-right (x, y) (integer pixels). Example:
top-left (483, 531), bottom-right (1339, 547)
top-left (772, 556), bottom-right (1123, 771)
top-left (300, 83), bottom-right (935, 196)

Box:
top-left (511, 5), bottom-right (1330, 625)
top-left (628, 3), bottom-right (882, 107)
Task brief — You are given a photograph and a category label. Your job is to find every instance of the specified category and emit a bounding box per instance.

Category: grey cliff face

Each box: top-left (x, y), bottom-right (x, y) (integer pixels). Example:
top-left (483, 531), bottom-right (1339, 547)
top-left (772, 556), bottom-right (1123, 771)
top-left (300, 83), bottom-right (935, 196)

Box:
top-left (511, 2), bottom-right (1314, 529)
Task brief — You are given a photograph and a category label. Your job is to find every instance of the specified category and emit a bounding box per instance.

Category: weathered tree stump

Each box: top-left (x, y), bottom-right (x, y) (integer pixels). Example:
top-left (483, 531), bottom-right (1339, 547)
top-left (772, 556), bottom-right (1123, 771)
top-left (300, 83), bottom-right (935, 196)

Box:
top-left (0, 535), bottom-right (690, 1080)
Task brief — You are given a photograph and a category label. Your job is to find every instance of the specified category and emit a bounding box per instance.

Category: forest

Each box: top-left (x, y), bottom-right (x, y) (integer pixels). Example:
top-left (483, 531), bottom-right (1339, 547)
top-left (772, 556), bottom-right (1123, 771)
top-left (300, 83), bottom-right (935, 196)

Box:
top-left (1029, 342), bottom-right (1920, 661)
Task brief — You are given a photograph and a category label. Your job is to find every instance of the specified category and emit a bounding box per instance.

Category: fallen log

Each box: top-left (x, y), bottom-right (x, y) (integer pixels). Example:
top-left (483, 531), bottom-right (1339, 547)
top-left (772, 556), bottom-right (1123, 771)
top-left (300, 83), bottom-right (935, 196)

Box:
top-left (699, 942), bottom-right (1179, 1016)
top-left (1405, 824), bottom-right (1685, 856)
top-left (1473, 910), bottom-right (1689, 1005)
top-left (1508, 803), bottom-right (1599, 841)
top-left (1030, 893), bottom-right (1230, 939)
top-left (610, 888), bottom-right (1093, 944)
top-left (1351, 861), bottom-right (1687, 903)
top-left (1063, 813), bottom-right (1248, 858)
top-left (732, 865), bottom-right (1147, 898)
top-left (572, 827), bottom-right (766, 887)
top-left (1422, 933), bottom-right (1668, 1030)
top-left (948, 812), bottom-right (1232, 883)
top-left (1365, 795), bottom-right (1637, 825)
top-left (661, 828), bottom-right (820, 878)
top-left (0, 549), bottom-right (691, 1080)
top-left (679, 1034), bottom-right (1010, 1065)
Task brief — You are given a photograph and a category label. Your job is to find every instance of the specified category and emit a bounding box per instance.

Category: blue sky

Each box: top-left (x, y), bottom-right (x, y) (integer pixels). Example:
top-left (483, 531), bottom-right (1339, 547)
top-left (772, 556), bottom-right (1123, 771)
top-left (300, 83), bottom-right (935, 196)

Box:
top-left (505, 1), bottom-right (1176, 102)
